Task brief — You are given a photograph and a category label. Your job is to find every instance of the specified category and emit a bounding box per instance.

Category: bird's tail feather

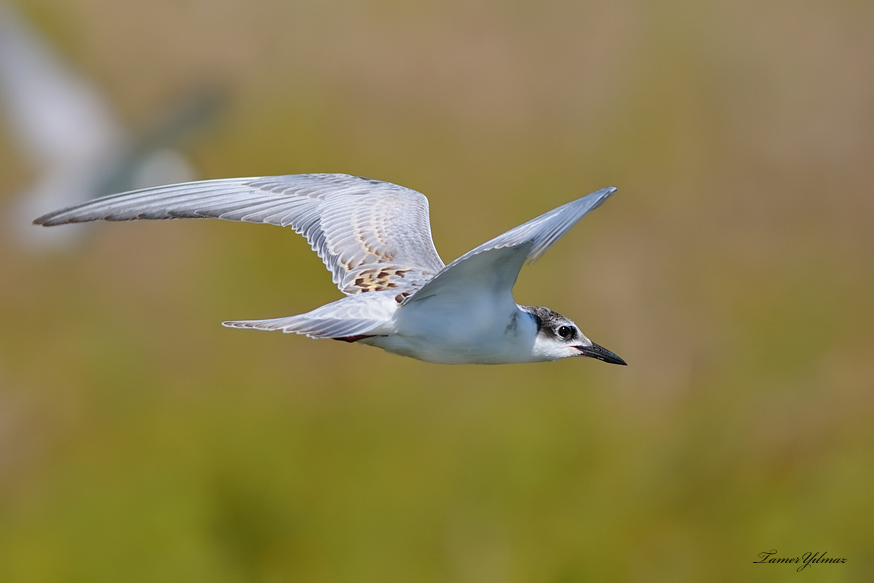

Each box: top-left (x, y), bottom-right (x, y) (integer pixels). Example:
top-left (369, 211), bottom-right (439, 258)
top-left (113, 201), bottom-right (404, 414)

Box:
top-left (223, 292), bottom-right (395, 339)
top-left (222, 314), bottom-right (385, 339)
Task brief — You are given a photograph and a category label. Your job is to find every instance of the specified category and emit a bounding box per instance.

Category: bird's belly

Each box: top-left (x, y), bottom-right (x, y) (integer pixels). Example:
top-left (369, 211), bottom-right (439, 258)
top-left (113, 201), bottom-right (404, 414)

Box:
top-left (365, 302), bottom-right (537, 364)
top-left (365, 334), bottom-right (522, 364)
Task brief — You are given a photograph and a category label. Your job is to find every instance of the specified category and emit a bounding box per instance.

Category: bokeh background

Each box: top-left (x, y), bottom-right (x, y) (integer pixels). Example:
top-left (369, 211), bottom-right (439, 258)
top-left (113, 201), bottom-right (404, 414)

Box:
top-left (1, 0), bottom-right (873, 581)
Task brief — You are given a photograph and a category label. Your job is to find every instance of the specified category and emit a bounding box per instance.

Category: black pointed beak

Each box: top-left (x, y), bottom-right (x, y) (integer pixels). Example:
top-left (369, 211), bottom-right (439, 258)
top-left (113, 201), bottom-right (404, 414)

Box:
top-left (575, 342), bottom-right (627, 365)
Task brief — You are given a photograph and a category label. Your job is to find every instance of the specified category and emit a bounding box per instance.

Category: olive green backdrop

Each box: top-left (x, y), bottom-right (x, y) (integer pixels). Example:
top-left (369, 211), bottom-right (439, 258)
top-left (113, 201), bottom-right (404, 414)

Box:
top-left (1, 0), bottom-right (872, 581)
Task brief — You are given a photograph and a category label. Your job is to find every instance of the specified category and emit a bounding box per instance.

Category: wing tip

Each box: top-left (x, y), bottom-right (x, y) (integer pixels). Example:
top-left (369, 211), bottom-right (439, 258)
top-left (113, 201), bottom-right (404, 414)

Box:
top-left (33, 213), bottom-right (110, 227)
top-left (33, 214), bottom-right (69, 227)
top-left (524, 185), bottom-right (619, 263)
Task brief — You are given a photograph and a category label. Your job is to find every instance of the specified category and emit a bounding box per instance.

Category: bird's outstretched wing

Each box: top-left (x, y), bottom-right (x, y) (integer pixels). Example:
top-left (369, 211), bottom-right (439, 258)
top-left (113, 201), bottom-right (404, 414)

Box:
top-left (34, 173), bottom-right (446, 295)
top-left (404, 187), bottom-right (616, 308)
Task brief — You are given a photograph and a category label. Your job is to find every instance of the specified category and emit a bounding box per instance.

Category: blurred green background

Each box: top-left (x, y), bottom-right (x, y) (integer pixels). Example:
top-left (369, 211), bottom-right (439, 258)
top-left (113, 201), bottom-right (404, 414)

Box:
top-left (1, 0), bottom-right (873, 581)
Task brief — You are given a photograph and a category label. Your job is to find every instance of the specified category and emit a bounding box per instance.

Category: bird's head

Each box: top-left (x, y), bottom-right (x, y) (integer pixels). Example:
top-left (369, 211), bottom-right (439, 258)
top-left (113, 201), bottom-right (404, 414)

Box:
top-left (521, 306), bottom-right (626, 365)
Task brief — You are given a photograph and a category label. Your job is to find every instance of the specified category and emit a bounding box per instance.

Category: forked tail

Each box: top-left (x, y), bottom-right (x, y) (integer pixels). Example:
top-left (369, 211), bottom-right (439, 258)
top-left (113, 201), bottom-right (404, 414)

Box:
top-left (222, 292), bottom-right (396, 339)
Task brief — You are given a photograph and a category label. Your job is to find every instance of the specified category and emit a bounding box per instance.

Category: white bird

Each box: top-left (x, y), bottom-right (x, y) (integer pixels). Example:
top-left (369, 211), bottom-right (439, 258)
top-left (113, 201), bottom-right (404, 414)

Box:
top-left (33, 174), bottom-right (626, 365)
top-left (0, 3), bottom-right (221, 249)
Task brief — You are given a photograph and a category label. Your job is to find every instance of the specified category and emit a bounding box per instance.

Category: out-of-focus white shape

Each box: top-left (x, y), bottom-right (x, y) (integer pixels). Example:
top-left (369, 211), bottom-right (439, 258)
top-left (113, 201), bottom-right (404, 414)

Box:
top-left (0, 3), bottom-right (221, 250)
top-left (0, 4), bottom-right (123, 166)
top-left (129, 148), bottom-right (195, 191)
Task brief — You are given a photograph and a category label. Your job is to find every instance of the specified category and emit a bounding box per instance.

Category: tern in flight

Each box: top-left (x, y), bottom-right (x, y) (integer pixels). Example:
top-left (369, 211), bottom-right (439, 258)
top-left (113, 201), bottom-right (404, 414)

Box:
top-left (34, 174), bottom-right (626, 365)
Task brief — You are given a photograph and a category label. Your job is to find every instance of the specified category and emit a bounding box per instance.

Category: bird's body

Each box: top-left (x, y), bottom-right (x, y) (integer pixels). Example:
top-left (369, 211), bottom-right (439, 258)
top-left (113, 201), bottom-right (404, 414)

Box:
top-left (34, 173), bottom-right (625, 366)
top-left (353, 289), bottom-right (537, 364)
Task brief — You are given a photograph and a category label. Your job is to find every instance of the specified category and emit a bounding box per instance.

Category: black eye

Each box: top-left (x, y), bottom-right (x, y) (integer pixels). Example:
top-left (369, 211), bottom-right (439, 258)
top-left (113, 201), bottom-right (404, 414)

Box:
top-left (557, 325), bottom-right (573, 340)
